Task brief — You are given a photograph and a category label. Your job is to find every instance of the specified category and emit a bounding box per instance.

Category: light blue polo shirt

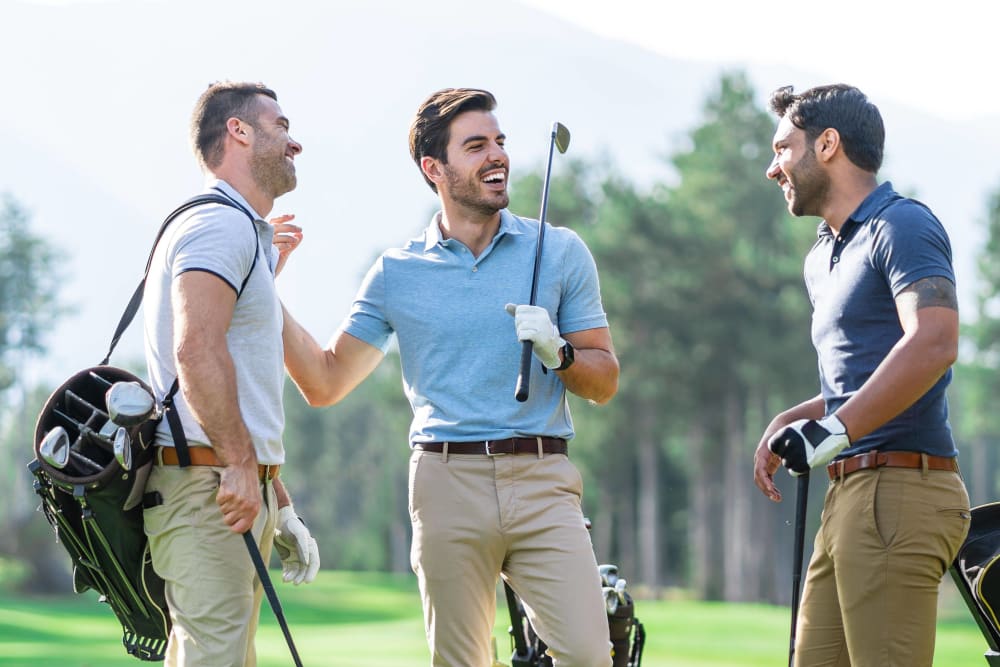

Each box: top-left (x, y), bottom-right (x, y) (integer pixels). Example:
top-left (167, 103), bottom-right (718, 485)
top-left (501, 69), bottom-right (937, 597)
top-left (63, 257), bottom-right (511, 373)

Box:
top-left (342, 209), bottom-right (608, 444)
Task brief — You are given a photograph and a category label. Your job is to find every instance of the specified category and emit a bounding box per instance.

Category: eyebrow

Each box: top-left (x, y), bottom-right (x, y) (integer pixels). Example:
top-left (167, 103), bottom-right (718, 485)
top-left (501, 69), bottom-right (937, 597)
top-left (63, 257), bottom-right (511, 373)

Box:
top-left (461, 133), bottom-right (505, 147)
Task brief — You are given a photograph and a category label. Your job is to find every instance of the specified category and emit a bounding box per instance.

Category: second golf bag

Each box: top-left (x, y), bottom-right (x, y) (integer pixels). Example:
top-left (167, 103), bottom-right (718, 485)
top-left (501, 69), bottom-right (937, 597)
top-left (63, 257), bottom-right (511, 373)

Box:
top-left (29, 366), bottom-right (169, 660)
top-left (951, 501), bottom-right (1000, 666)
top-left (504, 561), bottom-right (646, 667)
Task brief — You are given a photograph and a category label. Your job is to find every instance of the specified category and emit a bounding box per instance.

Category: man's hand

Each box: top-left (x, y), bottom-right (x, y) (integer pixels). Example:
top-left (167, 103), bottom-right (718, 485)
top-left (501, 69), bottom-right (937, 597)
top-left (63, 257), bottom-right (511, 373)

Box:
top-left (274, 505), bottom-right (320, 585)
top-left (768, 414), bottom-right (850, 476)
top-left (216, 463), bottom-right (262, 534)
top-left (505, 303), bottom-right (565, 369)
top-left (269, 213), bottom-right (302, 277)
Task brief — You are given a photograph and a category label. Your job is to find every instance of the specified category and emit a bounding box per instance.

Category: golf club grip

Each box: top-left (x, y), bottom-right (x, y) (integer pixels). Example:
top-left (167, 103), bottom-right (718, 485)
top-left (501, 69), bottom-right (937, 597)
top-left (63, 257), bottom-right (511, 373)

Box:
top-left (515, 342), bottom-right (534, 402)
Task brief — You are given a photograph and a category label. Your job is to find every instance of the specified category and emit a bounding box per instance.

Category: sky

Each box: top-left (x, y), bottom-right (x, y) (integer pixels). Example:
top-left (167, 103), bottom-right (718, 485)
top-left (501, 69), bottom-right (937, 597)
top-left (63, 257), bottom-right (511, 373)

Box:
top-left (4, 0), bottom-right (1000, 389)
top-left (523, 0), bottom-right (1000, 122)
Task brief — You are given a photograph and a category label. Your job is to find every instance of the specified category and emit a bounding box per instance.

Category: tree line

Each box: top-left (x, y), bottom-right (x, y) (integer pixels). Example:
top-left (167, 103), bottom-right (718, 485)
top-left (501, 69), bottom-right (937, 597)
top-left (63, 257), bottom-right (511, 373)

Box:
top-left (3, 72), bottom-right (999, 605)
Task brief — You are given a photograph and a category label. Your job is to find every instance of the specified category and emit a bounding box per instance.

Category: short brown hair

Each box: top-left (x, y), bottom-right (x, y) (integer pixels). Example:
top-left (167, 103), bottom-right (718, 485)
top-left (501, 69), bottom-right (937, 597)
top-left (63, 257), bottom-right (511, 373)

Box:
top-left (408, 88), bottom-right (497, 192)
top-left (190, 82), bottom-right (278, 170)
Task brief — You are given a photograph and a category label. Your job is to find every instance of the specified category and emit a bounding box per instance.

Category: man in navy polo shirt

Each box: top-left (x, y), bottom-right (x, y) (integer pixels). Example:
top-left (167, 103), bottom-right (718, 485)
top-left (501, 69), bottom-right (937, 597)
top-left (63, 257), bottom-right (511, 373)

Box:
top-left (752, 83), bottom-right (970, 666)
top-left (282, 88), bottom-right (619, 666)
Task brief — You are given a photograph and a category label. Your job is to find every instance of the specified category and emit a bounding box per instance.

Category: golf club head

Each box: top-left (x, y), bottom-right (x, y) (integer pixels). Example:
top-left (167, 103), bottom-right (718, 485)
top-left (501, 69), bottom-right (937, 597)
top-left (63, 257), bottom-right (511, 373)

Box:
top-left (40, 426), bottom-right (71, 469)
top-left (553, 122), bottom-right (571, 154)
top-left (113, 426), bottom-right (132, 470)
top-left (106, 381), bottom-right (159, 427)
top-left (603, 586), bottom-right (619, 615)
top-left (598, 564), bottom-right (619, 588)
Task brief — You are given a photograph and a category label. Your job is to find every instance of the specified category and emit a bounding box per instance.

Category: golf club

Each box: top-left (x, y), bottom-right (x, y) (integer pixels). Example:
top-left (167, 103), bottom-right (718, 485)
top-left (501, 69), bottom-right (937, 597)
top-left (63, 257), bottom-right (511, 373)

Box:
top-left (106, 381), bottom-right (161, 427)
top-left (788, 471), bottom-right (810, 667)
top-left (515, 121), bottom-right (571, 403)
top-left (113, 426), bottom-right (132, 470)
top-left (39, 426), bottom-right (71, 469)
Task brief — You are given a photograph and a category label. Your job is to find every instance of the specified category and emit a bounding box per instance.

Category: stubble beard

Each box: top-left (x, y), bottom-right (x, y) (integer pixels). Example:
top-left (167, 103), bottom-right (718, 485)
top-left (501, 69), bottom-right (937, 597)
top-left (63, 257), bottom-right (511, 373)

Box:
top-left (250, 141), bottom-right (297, 200)
top-left (443, 163), bottom-right (508, 217)
top-left (788, 147), bottom-right (829, 218)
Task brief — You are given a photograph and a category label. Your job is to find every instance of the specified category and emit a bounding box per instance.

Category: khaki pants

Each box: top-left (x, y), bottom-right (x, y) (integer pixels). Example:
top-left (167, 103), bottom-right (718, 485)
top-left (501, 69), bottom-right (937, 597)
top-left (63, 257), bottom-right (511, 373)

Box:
top-left (143, 464), bottom-right (277, 667)
top-left (408, 450), bottom-right (612, 667)
top-left (795, 466), bottom-right (970, 667)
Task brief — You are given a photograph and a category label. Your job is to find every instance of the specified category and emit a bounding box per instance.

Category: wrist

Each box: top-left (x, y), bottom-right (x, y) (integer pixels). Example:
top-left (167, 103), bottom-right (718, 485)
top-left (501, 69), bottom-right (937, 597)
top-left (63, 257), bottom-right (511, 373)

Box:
top-left (818, 414), bottom-right (848, 439)
top-left (554, 340), bottom-right (575, 371)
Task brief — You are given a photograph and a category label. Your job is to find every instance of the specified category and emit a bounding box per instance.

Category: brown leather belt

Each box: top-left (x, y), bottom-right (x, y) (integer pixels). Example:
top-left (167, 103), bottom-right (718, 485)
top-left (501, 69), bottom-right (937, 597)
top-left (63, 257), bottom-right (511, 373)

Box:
top-left (412, 437), bottom-right (568, 456)
top-left (827, 450), bottom-right (958, 481)
top-left (156, 446), bottom-right (280, 481)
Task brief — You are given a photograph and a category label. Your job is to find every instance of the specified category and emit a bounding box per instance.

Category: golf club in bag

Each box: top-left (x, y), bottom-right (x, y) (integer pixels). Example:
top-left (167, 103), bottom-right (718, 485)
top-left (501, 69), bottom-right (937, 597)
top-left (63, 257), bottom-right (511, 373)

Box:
top-left (514, 121), bottom-right (571, 403)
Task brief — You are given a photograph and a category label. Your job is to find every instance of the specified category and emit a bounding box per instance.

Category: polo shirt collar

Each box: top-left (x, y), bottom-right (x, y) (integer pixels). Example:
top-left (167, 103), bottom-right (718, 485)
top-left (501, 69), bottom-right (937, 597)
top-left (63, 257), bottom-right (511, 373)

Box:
top-left (422, 209), bottom-right (523, 252)
top-left (205, 178), bottom-right (264, 221)
top-left (817, 181), bottom-right (895, 238)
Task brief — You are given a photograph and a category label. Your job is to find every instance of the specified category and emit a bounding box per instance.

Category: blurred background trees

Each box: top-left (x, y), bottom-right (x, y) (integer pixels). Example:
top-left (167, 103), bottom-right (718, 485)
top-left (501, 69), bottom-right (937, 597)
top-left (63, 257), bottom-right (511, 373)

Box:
top-left (6, 71), bottom-right (1000, 605)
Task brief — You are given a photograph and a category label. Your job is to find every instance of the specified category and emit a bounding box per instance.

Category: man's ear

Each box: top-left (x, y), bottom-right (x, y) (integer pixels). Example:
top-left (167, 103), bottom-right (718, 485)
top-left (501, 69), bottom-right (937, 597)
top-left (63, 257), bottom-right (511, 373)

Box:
top-left (421, 156), bottom-right (445, 189)
top-left (227, 117), bottom-right (251, 146)
top-left (815, 128), bottom-right (840, 163)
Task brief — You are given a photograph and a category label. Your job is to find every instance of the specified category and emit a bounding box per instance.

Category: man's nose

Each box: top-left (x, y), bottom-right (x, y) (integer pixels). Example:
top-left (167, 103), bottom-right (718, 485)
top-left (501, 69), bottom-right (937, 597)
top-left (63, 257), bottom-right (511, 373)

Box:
top-left (765, 155), bottom-right (780, 180)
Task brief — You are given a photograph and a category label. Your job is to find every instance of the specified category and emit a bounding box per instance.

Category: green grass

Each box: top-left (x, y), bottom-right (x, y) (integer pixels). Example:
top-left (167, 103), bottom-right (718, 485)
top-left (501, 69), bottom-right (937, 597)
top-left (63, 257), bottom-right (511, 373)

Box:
top-left (0, 570), bottom-right (991, 666)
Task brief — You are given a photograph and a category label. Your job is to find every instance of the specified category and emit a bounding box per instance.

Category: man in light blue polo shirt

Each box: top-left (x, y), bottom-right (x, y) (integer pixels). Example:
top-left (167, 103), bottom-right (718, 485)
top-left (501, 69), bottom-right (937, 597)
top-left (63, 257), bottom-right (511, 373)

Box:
top-left (283, 88), bottom-right (619, 666)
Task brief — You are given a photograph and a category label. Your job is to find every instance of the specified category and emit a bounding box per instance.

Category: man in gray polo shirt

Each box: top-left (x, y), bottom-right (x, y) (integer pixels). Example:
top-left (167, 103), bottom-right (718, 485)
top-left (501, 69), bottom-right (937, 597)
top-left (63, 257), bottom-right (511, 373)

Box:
top-left (283, 88), bottom-right (619, 665)
top-left (142, 81), bottom-right (319, 667)
top-left (753, 83), bottom-right (970, 666)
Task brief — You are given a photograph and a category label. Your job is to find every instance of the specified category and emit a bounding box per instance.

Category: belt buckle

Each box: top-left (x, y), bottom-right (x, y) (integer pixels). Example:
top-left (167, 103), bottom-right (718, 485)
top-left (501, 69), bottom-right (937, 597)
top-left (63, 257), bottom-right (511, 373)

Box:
top-left (484, 440), bottom-right (506, 456)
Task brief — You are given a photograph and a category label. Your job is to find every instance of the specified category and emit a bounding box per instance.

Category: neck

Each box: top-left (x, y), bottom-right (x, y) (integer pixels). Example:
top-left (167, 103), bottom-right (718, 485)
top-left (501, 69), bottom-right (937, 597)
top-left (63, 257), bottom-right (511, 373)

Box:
top-left (437, 200), bottom-right (501, 257)
top-left (820, 172), bottom-right (879, 234)
top-left (210, 166), bottom-right (273, 218)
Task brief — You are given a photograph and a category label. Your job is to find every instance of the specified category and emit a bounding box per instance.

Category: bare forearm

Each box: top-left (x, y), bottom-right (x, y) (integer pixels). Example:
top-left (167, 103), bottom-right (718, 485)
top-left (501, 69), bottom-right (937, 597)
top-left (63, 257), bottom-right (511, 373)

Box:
top-left (558, 348), bottom-right (619, 404)
top-left (176, 341), bottom-right (256, 467)
top-left (836, 333), bottom-right (954, 441)
top-left (273, 477), bottom-right (291, 508)
top-left (281, 303), bottom-right (335, 404)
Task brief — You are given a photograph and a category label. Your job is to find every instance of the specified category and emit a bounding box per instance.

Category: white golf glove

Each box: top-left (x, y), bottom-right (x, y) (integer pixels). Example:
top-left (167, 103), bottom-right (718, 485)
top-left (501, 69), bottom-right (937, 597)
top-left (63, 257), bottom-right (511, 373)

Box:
top-left (505, 303), bottom-right (565, 369)
top-left (768, 414), bottom-right (850, 477)
top-left (273, 505), bottom-right (320, 585)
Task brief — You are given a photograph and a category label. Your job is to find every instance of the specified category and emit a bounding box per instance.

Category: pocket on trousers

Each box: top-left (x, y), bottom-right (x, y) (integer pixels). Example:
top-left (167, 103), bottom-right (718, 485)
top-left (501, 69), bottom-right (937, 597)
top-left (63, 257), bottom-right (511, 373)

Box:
top-left (407, 450), bottom-right (424, 522)
top-left (872, 470), bottom-right (903, 548)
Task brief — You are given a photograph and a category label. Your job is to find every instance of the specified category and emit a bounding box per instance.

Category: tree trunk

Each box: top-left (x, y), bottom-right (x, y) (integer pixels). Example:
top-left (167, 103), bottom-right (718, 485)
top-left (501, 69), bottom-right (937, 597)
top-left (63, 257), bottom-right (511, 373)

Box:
top-left (722, 389), bottom-right (752, 601)
top-left (636, 408), bottom-right (659, 591)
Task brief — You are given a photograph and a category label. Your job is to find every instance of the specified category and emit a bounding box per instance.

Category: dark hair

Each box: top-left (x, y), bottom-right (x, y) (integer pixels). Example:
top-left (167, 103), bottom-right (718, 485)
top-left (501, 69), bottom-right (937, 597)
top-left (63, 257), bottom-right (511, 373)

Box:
top-left (190, 82), bottom-right (278, 170)
top-left (408, 88), bottom-right (497, 192)
top-left (768, 84), bottom-right (884, 173)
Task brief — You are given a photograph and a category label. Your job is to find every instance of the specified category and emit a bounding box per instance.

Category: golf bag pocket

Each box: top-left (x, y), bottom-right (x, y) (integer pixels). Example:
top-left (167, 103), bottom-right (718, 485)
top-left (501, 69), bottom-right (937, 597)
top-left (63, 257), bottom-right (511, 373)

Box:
top-left (29, 365), bottom-right (170, 661)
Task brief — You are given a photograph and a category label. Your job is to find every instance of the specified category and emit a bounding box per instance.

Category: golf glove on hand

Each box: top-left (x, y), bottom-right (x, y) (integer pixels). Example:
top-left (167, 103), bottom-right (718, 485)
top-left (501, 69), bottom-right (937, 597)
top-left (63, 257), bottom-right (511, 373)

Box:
top-left (274, 505), bottom-right (320, 585)
top-left (505, 303), bottom-right (565, 369)
top-left (768, 414), bottom-right (850, 477)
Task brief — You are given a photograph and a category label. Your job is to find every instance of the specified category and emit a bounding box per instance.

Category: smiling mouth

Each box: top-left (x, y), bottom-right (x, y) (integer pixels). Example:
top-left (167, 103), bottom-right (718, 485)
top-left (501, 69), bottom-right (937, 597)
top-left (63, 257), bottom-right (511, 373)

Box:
top-left (482, 171), bottom-right (505, 185)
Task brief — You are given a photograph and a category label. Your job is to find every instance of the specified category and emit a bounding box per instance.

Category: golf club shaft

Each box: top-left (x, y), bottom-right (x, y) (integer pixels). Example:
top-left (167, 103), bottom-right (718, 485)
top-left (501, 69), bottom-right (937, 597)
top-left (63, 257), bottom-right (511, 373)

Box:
top-left (514, 126), bottom-right (559, 403)
top-left (243, 532), bottom-right (303, 667)
top-left (789, 471), bottom-right (810, 667)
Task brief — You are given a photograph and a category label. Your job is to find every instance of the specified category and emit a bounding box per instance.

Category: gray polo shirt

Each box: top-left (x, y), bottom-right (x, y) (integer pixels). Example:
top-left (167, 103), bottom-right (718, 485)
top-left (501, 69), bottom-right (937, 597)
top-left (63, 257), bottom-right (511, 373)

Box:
top-left (143, 179), bottom-right (285, 464)
top-left (804, 181), bottom-right (956, 458)
top-left (342, 209), bottom-right (608, 444)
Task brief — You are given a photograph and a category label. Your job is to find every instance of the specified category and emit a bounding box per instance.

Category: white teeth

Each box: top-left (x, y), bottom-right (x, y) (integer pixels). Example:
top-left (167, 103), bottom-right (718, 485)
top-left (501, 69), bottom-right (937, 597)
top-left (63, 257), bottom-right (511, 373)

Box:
top-left (483, 172), bottom-right (505, 183)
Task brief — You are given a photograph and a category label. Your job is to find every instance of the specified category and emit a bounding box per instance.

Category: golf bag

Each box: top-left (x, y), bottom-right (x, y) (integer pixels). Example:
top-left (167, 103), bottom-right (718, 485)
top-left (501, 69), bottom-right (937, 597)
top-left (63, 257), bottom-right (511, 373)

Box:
top-left (503, 562), bottom-right (646, 667)
top-left (29, 366), bottom-right (169, 660)
top-left (951, 502), bottom-right (1000, 666)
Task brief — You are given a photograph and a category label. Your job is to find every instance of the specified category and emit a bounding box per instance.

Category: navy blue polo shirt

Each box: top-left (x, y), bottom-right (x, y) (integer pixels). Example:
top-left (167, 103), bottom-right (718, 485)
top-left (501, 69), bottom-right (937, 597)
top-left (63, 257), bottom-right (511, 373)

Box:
top-left (804, 181), bottom-right (957, 458)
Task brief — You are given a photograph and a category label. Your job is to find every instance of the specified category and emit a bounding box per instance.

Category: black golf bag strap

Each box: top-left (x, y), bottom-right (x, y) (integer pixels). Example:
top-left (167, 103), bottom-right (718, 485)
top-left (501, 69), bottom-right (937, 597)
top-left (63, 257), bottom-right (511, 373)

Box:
top-left (504, 581), bottom-right (531, 659)
top-left (100, 192), bottom-right (256, 365)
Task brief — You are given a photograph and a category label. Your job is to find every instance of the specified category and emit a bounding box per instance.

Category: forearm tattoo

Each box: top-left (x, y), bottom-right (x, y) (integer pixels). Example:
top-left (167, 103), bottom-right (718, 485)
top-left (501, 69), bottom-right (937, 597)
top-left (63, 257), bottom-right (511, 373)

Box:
top-left (897, 276), bottom-right (958, 311)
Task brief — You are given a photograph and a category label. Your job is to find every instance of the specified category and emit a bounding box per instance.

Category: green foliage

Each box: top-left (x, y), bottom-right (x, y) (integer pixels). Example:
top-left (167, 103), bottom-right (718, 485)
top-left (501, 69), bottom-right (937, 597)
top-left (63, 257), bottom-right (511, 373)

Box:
top-left (280, 355), bottom-right (413, 572)
top-left (0, 195), bottom-right (65, 394)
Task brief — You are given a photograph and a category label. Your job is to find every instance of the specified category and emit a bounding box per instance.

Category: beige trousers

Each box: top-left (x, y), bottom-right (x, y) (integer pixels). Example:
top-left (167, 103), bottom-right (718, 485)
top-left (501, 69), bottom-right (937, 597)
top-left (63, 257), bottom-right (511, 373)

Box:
top-left (408, 449), bottom-right (612, 667)
top-left (795, 466), bottom-right (970, 667)
top-left (143, 464), bottom-right (277, 667)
